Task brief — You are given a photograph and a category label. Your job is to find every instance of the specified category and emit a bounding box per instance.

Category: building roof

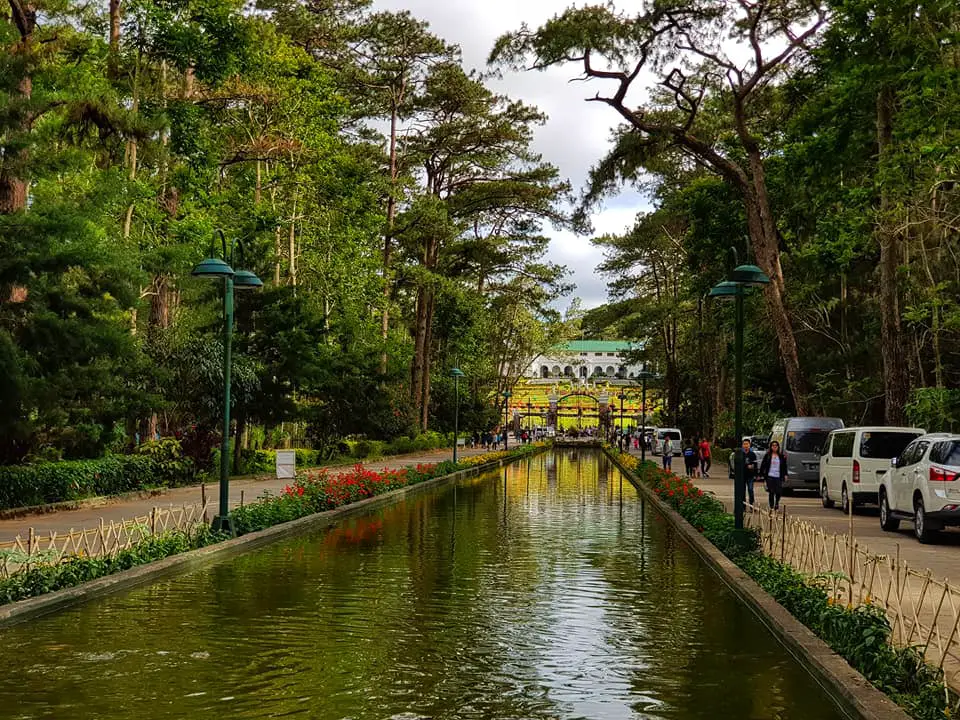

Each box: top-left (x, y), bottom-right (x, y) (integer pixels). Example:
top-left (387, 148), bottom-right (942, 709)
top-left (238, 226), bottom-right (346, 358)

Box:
top-left (547, 340), bottom-right (637, 354)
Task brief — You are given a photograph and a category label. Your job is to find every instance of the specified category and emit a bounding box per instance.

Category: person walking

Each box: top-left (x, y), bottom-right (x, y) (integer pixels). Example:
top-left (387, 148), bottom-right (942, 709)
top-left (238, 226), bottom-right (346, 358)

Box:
top-left (683, 441), bottom-right (697, 478)
top-left (742, 438), bottom-right (759, 508)
top-left (759, 440), bottom-right (788, 510)
top-left (698, 437), bottom-right (712, 478)
top-left (662, 435), bottom-right (674, 472)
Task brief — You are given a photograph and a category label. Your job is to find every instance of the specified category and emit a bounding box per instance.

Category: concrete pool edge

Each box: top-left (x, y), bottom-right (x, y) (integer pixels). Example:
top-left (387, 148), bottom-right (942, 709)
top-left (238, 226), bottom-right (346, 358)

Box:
top-left (605, 449), bottom-right (910, 720)
top-left (0, 450), bottom-right (544, 629)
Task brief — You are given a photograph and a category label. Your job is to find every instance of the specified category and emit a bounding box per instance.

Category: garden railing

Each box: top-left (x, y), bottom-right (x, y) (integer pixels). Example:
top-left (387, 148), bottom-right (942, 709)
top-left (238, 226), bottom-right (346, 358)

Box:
top-left (744, 503), bottom-right (960, 693)
top-left (0, 501), bottom-right (210, 579)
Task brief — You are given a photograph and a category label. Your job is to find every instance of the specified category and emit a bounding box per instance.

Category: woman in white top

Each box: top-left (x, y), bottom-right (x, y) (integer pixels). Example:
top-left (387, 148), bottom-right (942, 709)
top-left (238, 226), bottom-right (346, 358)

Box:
top-left (759, 440), bottom-right (788, 510)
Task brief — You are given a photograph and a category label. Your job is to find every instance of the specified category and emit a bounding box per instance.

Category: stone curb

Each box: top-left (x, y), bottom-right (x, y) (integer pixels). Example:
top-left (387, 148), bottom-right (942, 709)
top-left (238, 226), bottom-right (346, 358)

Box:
top-left (0, 452), bottom-right (538, 629)
top-left (605, 450), bottom-right (910, 720)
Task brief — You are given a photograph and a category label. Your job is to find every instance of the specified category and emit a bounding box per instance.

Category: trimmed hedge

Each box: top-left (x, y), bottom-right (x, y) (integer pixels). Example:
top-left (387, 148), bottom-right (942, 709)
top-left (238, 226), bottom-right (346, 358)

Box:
top-left (0, 456), bottom-right (160, 510)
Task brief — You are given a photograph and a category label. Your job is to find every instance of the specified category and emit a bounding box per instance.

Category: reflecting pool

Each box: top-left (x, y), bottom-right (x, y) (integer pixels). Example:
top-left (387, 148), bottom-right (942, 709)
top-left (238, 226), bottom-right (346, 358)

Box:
top-left (2, 451), bottom-right (845, 719)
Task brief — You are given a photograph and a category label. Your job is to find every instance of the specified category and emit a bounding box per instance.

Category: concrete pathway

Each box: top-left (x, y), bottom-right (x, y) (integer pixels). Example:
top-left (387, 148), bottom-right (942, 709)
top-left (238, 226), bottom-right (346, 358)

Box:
top-left (0, 447), bottom-right (488, 543)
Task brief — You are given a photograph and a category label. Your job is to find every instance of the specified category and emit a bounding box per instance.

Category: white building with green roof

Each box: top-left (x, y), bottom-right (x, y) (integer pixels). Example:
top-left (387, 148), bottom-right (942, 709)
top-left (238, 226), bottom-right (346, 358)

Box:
top-left (524, 340), bottom-right (648, 382)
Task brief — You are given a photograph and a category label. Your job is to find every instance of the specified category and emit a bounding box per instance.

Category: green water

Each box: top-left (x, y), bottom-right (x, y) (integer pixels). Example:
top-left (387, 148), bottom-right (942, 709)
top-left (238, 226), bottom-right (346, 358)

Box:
top-left (3, 451), bottom-right (846, 720)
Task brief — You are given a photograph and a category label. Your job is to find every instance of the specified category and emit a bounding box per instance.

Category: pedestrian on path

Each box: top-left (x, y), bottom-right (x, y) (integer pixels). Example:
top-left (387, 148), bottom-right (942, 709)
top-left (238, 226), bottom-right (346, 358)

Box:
top-left (698, 437), bottom-right (711, 478)
top-left (662, 436), bottom-right (674, 472)
top-left (742, 438), bottom-right (758, 508)
top-left (760, 440), bottom-right (787, 510)
top-left (683, 441), bottom-right (697, 478)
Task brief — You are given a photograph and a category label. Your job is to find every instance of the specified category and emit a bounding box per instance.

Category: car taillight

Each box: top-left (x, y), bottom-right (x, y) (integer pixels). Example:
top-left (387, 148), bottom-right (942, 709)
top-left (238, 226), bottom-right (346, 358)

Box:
top-left (852, 460), bottom-right (860, 484)
top-left (929, 466), bottom-right (956, 482)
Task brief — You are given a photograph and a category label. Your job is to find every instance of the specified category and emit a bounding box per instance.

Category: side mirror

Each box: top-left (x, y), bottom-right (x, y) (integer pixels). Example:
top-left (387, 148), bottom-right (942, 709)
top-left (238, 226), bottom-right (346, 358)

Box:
top-left (890, 457), bottom-right (898, 468)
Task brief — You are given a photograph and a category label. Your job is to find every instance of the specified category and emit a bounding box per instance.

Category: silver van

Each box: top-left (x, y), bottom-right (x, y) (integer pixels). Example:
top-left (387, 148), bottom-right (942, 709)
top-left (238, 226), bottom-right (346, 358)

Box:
top-left (769, 417), bottom-right (844, 491)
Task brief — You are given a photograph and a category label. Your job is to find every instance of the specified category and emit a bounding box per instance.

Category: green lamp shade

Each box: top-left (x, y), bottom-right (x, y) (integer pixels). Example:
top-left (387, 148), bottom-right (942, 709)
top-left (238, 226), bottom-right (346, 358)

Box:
top-left (709, 280), bottom-right (742, 299)
top-left (731, 263), bottom-right (770, 286)
top-left (233, 269), bottom-right (263, 290)
top-left (192, 257), bottom-right (235, 278)
top-left (451, 367), bottom-right (465, 378)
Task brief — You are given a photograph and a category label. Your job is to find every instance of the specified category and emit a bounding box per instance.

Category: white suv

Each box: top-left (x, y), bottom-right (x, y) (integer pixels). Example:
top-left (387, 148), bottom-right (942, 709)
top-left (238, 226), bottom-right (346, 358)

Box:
top-left (821, 426), bottom-right (924, 513)
top-left (879, 433), bottom-right (960, 543)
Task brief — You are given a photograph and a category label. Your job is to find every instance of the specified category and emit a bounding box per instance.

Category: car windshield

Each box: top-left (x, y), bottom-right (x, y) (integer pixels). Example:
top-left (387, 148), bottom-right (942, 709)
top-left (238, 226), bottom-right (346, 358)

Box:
top-left (751, 437), bottom-right (768, 451)
top-left (860, 432), bottom-right (921, 459)
top-left (786, 430), bottom-right (828, 454)
top-left (660, 431), bottom-right (681, 441)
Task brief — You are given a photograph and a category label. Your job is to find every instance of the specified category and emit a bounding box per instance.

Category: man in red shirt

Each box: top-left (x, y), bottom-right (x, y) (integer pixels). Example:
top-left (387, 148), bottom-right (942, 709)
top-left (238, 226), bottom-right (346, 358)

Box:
top-left (699, 438), bottom-right (712, 478)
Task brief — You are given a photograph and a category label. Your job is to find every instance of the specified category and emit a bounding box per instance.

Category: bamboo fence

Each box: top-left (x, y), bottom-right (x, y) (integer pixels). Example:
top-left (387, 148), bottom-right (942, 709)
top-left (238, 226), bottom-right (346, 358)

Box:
top-left (744, 504), bottom-right (960, 693)
top-left (0, 501), bottom-right (210, 579)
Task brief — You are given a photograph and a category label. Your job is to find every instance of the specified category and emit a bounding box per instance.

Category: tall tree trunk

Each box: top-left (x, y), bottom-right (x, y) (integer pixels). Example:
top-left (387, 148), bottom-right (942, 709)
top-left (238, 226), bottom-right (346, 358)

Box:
top-left (380, 102), bottom-right (400, 373)
top-left (0, 0), bottom-right (36, 214)
top-left (410, 288), bottom-right (428, 415)
top-left (108, 0), bottom-right (121, 78)
top-left (742, 169), bottom-right (810, 416)
top-left (876, 86), bottom-right (909, 424)
top-left (420, 289), bottom-right (435, 431)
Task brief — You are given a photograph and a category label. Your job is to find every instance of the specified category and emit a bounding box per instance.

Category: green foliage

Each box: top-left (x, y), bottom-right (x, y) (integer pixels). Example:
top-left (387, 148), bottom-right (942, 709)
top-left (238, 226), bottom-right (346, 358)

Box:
top-left (905, 388), bottom-right (960, 434)
top-left (135, 438), bottom-right (195, 484)
top-left (0, 526), bottom-right (225, 605)
top-left (0, 455), bottom-right (163, 510)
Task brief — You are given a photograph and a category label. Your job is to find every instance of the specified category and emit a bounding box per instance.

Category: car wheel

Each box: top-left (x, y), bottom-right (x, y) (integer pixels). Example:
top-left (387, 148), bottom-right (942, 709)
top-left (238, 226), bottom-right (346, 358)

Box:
top-left (879, 490), bottom-right (899, 531)
top-left (821, 481), bottom-right (834, 509)
top-left (841, 484), bottom-right (850, 514)
top-left (914, 497), bottom-right (939, 544)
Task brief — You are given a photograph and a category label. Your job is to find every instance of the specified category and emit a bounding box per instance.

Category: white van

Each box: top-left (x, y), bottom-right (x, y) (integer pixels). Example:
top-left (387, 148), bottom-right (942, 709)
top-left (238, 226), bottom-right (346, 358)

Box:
top-left (652, 428), bottom-right (682, 456)
top-left (820, 426), bottom-right (925, 513)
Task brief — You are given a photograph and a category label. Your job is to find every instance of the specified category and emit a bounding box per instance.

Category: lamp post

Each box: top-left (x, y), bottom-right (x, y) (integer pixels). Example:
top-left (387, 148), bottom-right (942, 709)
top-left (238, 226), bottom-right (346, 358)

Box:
top-left (191, 231), bottom-right (262, 535)
top-left (502, 389), bottom-right (512, 450)
top-left (710, 260), bottom-right (770, 529)
top-left (636, 370), bottom-right (658, 463)
top-left (526, 400), bottom-right (532, 433)
top-left (617, 392), bottom-right (625, 450)
top-left (451, 366), bottom-right (464, 463)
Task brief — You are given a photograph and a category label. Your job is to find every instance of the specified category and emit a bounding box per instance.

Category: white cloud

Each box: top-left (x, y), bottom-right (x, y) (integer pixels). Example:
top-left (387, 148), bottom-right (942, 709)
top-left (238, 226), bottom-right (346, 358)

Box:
top-left (372, 0), bottom-right (652, 309)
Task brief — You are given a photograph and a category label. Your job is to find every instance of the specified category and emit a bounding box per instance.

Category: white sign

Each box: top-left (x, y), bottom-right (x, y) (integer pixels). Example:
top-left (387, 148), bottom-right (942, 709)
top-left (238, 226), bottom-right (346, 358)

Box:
top-left (276, 450), bottom-right (296, 480)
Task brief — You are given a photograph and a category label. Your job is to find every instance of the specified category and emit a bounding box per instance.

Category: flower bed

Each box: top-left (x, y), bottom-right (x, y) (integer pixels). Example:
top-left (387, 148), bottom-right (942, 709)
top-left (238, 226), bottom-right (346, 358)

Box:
top-left (608, 448), bottom-right (951, 720)
top-left (231, 444), bottom-right (544, 535)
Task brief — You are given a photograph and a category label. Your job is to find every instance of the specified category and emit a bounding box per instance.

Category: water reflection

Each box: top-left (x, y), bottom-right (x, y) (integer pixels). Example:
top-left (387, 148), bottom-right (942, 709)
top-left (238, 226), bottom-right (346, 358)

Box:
top-left (1, 451), bottom-right (844, 720)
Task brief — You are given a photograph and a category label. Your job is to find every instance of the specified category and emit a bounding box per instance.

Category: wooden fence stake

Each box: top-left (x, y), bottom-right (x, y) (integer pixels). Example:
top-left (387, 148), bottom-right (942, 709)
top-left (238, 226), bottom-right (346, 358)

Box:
top-left (780, 506), bottom-right (787, 562)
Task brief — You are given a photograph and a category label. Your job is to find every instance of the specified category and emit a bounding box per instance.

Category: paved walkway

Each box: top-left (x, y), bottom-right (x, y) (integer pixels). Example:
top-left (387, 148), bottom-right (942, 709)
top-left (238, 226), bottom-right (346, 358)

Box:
top-left (0, 447), bottom-right (488, 543)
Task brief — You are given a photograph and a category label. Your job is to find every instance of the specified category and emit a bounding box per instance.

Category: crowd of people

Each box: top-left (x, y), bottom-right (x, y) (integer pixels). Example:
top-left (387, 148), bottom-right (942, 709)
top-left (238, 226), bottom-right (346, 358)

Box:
top-left (469, 427), bottom-right (545, 450)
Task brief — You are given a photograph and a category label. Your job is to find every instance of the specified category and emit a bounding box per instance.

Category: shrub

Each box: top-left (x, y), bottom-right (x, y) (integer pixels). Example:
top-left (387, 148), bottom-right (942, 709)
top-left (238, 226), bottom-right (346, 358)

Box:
top-left (294, 448), bottom-right (320, 467)
top-left (352, 440), bottom-right (373, 459)
top-left (387, 437), bottom-right (414, 455)
top-left (135, 438), bottom-right (195, 485)
top-left (0, 455), bottom-right (158, 510)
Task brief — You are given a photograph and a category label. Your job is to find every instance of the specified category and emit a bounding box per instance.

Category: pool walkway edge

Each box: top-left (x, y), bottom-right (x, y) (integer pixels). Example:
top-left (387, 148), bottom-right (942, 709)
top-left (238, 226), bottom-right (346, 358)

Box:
top-left (605, 449), bottom-right (910, 720)
top-left (0, 452), bottom-right (541, 629)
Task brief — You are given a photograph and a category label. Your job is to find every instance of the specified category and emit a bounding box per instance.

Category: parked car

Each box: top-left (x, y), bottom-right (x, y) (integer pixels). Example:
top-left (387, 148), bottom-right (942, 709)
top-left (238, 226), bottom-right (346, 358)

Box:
top-left (820, 426), bottom-right (925, 513)
top-left (879, 433), bottom-right (960, 543)
top-left (768, 417), bottom-right (844, 492)
top-left (652, 428), bottom-right (682, 456)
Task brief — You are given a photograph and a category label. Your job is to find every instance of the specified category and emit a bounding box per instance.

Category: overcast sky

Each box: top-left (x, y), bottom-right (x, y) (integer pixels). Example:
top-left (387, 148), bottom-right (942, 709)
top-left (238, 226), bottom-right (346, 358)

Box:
top-left (372, 0), bottom-right (652, 310)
